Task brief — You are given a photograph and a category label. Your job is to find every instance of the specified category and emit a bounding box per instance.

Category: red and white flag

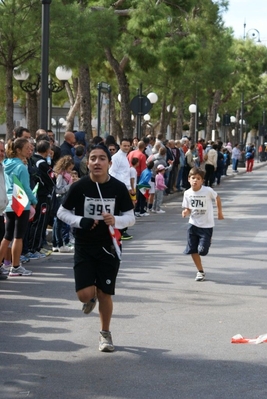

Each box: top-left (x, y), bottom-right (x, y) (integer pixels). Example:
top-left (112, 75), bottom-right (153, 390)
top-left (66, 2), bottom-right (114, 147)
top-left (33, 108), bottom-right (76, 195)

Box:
top-left (11, 175), bottom-right (29, 216)
top-left (231, 333), bottom-right (267, 344)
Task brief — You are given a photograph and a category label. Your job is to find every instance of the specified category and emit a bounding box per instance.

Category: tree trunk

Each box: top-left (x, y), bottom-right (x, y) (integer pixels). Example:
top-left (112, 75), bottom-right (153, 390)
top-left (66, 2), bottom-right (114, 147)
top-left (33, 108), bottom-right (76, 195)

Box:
top-left (105, 48), bottom-right (133, 138)
top-left (206, 90), bottom-right (221, 141)
top-left (27, 91), bottom-right (39, 135)
top-left (78, 65), bottom-right (92, 141)
top-left (65, 78), bottom-right (80, 133)
top-left (159, 97), bottom-right (167, 137)
top-left (5, 66), bottom-right (14, 140)
top-left (175, 99), bottom-right (184, 139)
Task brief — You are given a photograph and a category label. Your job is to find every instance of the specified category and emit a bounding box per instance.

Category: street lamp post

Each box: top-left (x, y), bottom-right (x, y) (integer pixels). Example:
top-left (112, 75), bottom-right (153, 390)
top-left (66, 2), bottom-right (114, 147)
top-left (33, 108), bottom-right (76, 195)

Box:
top-left (129, 85), bottom-right (156, 139)
top-left (51, 117), bottom-right (66, 144)
top-left (40, 0), bottom-right (52, 131)
top-left (189, 103), bottom-right (197, 143)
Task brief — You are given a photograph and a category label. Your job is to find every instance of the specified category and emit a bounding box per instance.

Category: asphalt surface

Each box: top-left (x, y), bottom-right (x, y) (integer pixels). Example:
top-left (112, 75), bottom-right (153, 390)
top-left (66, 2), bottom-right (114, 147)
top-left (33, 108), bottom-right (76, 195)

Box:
top-left (0, 162), bottom-right (267, 399)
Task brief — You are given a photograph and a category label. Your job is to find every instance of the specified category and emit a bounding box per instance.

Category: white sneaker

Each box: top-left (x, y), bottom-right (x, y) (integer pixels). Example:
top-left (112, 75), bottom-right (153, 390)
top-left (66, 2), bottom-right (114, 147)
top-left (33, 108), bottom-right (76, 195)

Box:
top-left (151, 209), bottom-right (156, 213)
top-left (140, 212), bottom-right (149, 217)
top-left (156, 209), bottom-right (165, 214)
top-left (59, 245), bottom-right (74, 253)
top-left (99, 331), bottom-right (114, 352)
top-left (195, 271), bottom-right (205, 281)
top-left (9, 265), bottom-right (32, 276)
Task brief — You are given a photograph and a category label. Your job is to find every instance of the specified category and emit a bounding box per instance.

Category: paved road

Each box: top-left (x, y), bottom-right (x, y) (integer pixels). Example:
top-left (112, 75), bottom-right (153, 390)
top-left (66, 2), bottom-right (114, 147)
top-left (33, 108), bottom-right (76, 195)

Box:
top-left (1, 163), bottom-right (267, 399)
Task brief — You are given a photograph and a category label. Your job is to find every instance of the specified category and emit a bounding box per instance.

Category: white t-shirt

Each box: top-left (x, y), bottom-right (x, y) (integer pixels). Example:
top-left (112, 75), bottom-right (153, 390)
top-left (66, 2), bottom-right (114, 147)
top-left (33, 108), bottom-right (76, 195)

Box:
top-left (130, 166), bottom-right (137, 190)
top-left (182, 185), bottom-right (217, 228)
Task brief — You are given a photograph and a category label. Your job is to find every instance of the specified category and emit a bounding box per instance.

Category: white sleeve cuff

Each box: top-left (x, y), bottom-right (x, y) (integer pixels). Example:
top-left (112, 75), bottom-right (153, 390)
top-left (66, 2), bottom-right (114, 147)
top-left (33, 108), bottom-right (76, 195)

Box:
top-left (57, 205), bottom-right (83, 228)
top-left (114, 210), bottom-right (135, 229)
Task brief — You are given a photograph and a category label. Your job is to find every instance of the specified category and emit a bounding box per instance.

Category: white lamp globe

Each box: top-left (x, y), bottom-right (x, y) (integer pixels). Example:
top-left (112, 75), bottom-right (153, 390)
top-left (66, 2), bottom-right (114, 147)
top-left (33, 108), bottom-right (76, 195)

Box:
top-left (59, 117), bottom-right (66, 125)
top-left (13, 68), bottom-right (29, 81)
top-left (131, 114), bottom-right (135, 121)
top-left (118, 94), bottom-right (121, 103)
top-left (189, 104), bottom-right (197, 113)
top-left (216, 114), bottom-right (221, 123)
top-left (144, 114), bottom-right (151, 121)
top-left (147, 92), bottom-right (158, 104)
top-left (55, 66), bottom-right (72, 81)
top-left (51, 118), bottom-right (56, 126)
top-left (230, 116), bottom-right (236, 123)
top-left (166, 105), bottom-right (176, 113)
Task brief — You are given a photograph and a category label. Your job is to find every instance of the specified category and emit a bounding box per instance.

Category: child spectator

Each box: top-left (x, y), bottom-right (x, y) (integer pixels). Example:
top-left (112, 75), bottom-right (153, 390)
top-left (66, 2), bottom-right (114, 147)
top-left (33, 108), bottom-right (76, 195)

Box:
top-left (222, 148), bottom-right (231, 176)
top-left (135, 161), bottom-right (154, 217)
top-left (182, 167), bottom-right (224, 281)
top-left (245, 144), bottom-right (255, 172)
top-left (52, 156), bottom-right (75, 253)
top-left (129, 157), bottom-right (139, 206)
top-left (152, 165), bottom-right (167, 214)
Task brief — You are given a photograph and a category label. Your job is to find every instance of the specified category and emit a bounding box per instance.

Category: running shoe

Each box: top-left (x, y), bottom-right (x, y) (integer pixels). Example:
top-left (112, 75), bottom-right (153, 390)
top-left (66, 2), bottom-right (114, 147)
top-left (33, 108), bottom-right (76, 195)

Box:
top-left (9, 265), bottom-right (32, 276)
top-left (20, 255), bottom-right (30, 264)
top-left (121, 232), bottom-right (133, 240)
top-left (40, 248), bottom-right (52, 256)
top-left (52, 247), bottom-right (59, 252)
top-left (99, 331), bottom-right (114, 352)
top-left (59, 245), bottom-right (74, 253)
top-left (195, 271), bottom-right (205, 281)
top-left (140, 212), bottom-right (149, 217)
top-left (82, 297), bottom-right (97, 314)
top-left (0, 264), bottom-right (10, 275)
top-left (156, 209), bottom-right (165, 214)
top-left (25, 251), bottom-right (46, 260)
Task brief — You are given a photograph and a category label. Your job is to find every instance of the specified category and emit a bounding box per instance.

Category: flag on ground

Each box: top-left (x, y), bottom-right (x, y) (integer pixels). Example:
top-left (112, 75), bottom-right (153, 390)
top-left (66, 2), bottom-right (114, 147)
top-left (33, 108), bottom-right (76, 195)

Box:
top-left (137, 183), bottom-right (151, 199)
top-left (231, 333), bottom-right (267, 344)
top-left (11, 175), bottom-right (29, 216)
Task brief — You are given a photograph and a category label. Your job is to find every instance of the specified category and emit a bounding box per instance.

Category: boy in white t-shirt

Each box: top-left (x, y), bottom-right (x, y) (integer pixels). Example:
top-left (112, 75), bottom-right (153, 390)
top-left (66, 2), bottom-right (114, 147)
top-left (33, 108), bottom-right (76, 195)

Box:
top-left (129, 157), bottom-right (139, 205)
top-left (182, 167), bottom-right (224, 281)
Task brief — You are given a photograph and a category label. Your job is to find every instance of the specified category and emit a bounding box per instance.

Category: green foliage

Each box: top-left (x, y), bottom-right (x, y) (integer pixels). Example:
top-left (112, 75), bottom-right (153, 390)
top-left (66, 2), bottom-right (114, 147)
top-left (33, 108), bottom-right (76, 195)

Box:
top-left (0, 0), bottom-right (41, 68)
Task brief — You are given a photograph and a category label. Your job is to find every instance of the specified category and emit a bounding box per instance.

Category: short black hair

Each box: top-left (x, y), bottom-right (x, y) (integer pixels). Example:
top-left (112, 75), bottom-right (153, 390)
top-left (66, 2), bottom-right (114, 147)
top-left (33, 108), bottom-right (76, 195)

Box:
top-left (88, 144), bottom-right (111, 161)
top-left (36, 140), bottom-right (50, 154)
top-left (75, 145), bottom-right (85, 157)
top-left (14, 126), bottom-right (30, 138)
top-left (146, 160), bottom-right (154, 170)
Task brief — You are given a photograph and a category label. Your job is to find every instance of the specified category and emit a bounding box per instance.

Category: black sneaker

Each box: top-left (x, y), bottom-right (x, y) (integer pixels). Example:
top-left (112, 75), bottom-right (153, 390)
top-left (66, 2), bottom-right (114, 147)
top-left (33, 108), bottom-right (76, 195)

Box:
top-left (121, 232), bottom-right (133, 240)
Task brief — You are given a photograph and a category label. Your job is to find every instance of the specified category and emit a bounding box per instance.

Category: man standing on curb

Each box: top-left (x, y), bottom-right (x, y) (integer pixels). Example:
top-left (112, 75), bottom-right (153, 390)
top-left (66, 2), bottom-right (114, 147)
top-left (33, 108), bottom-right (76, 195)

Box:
top-left (109, 138), bottom-right (133, 240)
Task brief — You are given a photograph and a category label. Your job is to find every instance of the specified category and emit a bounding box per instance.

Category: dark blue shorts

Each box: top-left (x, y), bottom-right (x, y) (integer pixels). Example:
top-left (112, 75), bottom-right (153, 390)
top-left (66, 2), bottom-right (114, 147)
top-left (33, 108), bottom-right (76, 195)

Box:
top-left (184, 224), bottom-right (213, 256)
top-left (74, 240), bottom-right (120, 295)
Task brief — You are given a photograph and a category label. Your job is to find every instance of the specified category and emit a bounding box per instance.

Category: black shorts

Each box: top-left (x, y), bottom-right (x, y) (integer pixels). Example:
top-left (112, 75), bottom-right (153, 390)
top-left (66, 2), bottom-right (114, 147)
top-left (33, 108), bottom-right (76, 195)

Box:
top-left (74, 241), bottom-right (120, 295)
top-left (4, 211), bottom-right (30, 241)
top-left (184, 224), bottom-right (213, 256)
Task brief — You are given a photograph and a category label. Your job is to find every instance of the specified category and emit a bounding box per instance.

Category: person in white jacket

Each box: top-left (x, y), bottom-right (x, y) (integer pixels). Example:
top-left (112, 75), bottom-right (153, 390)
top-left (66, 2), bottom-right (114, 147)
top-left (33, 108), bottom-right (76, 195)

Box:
top-left (109, 138), bottom-right (133, 240)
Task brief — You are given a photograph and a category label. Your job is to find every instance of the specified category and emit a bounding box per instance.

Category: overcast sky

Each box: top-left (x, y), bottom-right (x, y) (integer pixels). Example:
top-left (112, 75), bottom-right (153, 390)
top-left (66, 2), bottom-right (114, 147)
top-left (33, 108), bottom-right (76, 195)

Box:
top-left (222, 0), bottom-right (267, 44)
